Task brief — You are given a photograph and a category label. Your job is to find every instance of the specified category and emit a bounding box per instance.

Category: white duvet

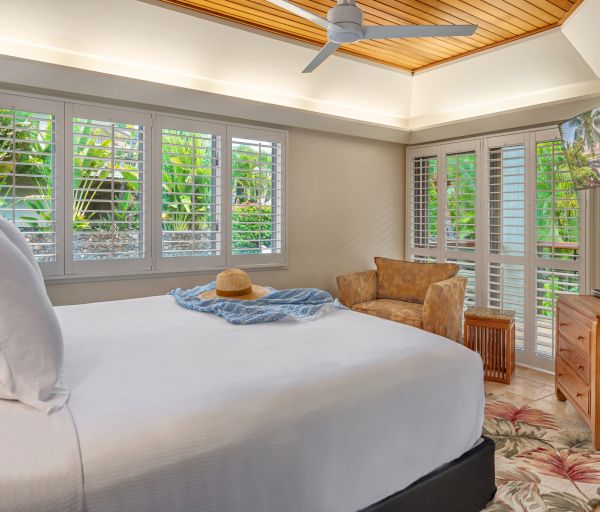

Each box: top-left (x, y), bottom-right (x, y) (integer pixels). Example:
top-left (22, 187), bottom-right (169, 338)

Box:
top-left (1, 295), bottom-right (484, 512)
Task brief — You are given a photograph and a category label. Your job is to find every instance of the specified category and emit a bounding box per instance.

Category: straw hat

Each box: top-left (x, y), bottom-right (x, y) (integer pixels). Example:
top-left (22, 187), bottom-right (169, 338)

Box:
top-left (199, 268), bottom-right (269, 300)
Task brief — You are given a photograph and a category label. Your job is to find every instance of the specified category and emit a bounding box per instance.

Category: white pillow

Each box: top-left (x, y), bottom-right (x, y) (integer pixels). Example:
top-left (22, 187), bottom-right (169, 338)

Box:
top-left (0, 216), bottom-right (44, 284)
top-left (0, 231), bottom-right (67, 413)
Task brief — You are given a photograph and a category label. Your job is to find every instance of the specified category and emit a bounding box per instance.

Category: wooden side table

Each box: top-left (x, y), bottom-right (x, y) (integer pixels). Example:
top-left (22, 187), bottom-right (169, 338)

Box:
top-left (464, 307), bottom-right (516, 384)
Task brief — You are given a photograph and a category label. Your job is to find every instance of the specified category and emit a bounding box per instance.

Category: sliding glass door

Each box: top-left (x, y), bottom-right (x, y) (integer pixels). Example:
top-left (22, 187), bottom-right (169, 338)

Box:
top-left (407, 127), bottom-right (586, 371)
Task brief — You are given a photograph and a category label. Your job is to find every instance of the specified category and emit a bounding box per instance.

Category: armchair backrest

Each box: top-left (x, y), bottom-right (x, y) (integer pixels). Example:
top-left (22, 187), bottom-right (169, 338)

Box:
top-left (374, 257), bottom-right (460, 304)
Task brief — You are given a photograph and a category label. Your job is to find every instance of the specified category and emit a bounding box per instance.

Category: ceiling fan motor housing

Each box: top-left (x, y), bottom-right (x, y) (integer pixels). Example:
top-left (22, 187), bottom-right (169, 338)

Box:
top-left (327, 2), bottom-right (364, 43)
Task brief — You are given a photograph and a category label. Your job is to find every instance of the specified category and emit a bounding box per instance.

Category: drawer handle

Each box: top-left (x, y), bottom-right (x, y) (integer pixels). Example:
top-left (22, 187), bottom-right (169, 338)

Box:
top-left (578, 335), bottom-right (585, 341)
top-left (576, 392), bottom-right (583, 399)
top-left (560, 322), bottom-right (568, 327)
top-left (558, 373), bottom-right (564, 378)
top-left (578, 364), bottom-right (584, 371)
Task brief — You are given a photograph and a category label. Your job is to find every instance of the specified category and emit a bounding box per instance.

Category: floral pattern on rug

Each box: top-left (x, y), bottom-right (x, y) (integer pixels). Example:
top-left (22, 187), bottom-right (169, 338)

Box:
top-left (484, 393), bottom-right (600, 511)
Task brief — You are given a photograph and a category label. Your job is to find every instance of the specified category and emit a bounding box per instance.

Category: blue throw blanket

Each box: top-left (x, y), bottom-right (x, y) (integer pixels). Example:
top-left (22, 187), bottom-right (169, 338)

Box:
top-left (170, 283), bottom-right (345, 324)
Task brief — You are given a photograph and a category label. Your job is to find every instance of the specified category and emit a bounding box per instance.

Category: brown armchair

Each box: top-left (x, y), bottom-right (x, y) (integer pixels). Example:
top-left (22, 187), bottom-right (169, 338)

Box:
top-left (336, 257), bottom-right (467, 342)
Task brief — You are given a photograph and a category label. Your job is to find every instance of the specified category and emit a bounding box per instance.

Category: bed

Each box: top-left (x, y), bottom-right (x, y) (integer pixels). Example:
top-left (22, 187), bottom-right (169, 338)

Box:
top-left (1, 294), bottom-right (494, 512)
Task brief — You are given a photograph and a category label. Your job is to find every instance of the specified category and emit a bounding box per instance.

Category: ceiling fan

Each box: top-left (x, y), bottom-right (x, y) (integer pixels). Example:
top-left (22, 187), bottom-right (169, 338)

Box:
top-left (264, 0), bottom-right (477, 73)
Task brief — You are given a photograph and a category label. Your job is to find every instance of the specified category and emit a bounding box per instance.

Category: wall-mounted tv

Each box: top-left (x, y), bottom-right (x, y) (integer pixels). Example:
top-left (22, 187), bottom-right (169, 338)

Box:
top-left (558, 107), bottom-right (600, 190)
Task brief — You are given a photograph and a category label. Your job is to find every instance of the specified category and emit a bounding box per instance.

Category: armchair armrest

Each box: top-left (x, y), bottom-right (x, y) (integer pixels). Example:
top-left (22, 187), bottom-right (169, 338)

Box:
top-left (422, 276), bottom-right (468, 342)
top-left (336, 270), bottom-right (377, 308)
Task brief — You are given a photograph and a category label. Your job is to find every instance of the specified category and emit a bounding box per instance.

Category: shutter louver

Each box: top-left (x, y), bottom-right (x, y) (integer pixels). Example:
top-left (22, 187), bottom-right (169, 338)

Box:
top-left (0, 108), bottom-right (56, 263)
top-left (410, 255), bottom-right (437, 263)
top-left (161, 128), bottom-right (221, 259)
top-left (231, 137), bottom-right (282, 256)
top-left (72, 117), bottom-right (145, 261)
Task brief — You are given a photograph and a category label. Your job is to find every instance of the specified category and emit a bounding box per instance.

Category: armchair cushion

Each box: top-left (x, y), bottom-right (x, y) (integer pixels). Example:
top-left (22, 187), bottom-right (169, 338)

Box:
top-left (336, 270), bottom-right (377, 308)
top-left (353, 299), bottom-right (423, 328)
top-left (374, 257), bottom-right (459, 303)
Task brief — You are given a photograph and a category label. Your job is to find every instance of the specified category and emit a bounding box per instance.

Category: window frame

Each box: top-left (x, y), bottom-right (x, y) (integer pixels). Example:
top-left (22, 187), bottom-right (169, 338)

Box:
top-left (0, 92), bottom-right (65, 277)
top-left (226, 124), bottom-right (287, 268)
top-left (65, 103), bottom-right (153, 277)
top-left (153, 114), bottom-right (228, 272)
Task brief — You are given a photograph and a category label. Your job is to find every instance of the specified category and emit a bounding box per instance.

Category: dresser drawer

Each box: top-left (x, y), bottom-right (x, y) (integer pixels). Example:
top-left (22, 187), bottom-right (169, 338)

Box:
top-left (557, 335), bottom-right (590, 385)
top-left (558, 305), bottom-right (592, 354)
top-left (557, 357), bottom-right (590, 416)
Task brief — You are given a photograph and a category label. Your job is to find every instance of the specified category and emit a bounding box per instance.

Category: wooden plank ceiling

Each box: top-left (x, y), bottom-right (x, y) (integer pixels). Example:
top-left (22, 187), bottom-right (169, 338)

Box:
top-left (157, 0), bottom-right (583, 72)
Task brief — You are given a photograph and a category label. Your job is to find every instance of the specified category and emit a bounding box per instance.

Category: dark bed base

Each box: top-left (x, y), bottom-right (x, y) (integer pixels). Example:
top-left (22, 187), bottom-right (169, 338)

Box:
top-left (359, 436), bottom-right (496, 512)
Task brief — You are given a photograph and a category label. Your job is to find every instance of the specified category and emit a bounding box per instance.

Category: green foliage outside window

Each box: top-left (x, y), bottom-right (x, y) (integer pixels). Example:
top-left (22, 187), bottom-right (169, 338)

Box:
top-left (446, 152), bottom-right (476, 250)
top-left (231, 141), bottom-right (277, 254)
top-left (0, 109), bottom-right (55, 260)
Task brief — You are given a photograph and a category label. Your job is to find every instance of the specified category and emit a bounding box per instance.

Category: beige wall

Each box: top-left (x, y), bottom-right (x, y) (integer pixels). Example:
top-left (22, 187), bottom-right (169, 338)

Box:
top-left (46, 128), bottom-right (406, 305)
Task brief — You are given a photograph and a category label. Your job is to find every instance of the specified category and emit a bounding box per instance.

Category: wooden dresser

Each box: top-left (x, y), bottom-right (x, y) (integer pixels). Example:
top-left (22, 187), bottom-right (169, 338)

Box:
top-left (555, 294), bottom-right (600, 449)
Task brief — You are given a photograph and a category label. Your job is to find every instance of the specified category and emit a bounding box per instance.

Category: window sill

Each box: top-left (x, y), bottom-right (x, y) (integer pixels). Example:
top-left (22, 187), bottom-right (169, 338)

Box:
top-left (44, 263), bottom-right (289, 285)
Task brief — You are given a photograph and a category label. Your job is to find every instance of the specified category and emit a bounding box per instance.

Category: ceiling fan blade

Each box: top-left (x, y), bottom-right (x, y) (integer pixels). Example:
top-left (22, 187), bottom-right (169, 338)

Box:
top-left (263, 0), bottom-right (331, 29)
top-left (362, 24), bottom-right (477, 39)
top-left (302, 41), bottom-right (341, 73)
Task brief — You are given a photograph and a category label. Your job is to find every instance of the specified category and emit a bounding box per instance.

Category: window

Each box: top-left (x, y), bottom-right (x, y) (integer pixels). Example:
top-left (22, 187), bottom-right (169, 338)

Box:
top-left (0, 94), bottom-right (63, 276)
top-left (408, 142), bottom-right (480, 311)
top-left (534, 135), bottom-right (582, 359)
top-left (486, 137), bottom-right (527, 351)
top-left (67, 105), bottom-right (151, 275)
top-left (228, 127), bottom-right (286, 266)
top-left (411, 156), bottom-right (438, 249)
top-left (157, 117), bottom-right (226, 270)
top-left (445, 151), bottom-right (476, 252)
top-left (0, 92), bottom-right (287, 278)
top-left (408, 129), bottom-right (586, 371)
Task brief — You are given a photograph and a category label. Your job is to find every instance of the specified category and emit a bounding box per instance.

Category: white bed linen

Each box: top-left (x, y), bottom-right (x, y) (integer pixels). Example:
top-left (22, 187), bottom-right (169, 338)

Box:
top-left (0, 400), bottom-right (83, 512)
top-left (54, 294), bottom-right (484, 512)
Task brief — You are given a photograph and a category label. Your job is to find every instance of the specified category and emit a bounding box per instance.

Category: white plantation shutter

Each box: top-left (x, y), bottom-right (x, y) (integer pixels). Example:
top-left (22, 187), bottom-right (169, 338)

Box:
top-left (228, 127), bottom-right (286, 267)
top-left (447, 258), bottom-right (477, 308)
top-left (489, 262), bottom-right (526, 349)
top-left (0, 94), bottom-right (63, 276)
top-left (407, 143), bottom-right (479, 314)
top-left (68, 105), bottom-right (151, 275)
top-left (535, 139), bottom-right (581, 262)
top-left (535, 267), bottom-right (580, 358)
top-left (410, 255), bottom-right (437, 263)
top-left (410, 155), bottom-right (438, 250)
top-left (445, 151), bottom-right (477, 253)
top-left (485, 138), bottom-right (527, 350)
top-left (408, 131), bottom-right (586, 367)
top-left (533, 133), bottom-right (583, 360)
top-left (156, 116), bottom-right (226, 270)
top-left (443, 148), bottom-right (478, 312)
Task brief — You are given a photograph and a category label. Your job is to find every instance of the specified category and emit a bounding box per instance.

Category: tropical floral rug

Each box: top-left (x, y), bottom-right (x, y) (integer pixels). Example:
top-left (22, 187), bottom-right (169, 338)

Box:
top-left (484, 393), bottom-right (600, 511)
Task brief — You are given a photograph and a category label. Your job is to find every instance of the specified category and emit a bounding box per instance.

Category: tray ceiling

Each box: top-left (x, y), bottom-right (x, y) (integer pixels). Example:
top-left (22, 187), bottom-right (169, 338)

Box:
top-left (157, 0), bottom-right (582, 72)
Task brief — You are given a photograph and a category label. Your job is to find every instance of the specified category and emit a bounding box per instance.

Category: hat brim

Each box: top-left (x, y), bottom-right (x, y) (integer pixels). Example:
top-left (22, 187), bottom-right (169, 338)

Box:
top-left (199, 284), bottom-right (270, 301)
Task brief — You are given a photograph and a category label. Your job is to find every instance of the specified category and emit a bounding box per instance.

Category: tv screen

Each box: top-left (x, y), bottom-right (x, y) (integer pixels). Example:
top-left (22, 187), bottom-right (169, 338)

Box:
top-left (559, 107), bottom-right (600, 190)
